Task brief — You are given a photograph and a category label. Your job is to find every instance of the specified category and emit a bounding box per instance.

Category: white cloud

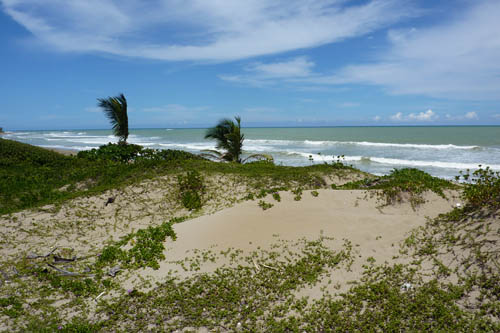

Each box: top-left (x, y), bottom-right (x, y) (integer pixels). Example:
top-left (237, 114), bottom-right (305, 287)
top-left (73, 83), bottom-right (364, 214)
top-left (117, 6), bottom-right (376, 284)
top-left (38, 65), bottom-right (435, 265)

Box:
top-left (493, 114), bottom-right (500, 119)
top-left (390, 109), bottom-right (438, 122)
top-left (464, 111), bottom-right (478, 120)
top-left (390, 112), bottom-right (403, 121)
top-left (408, 109), bottom-right (437, 121)
top-left (327, 1), bottom-right (500, 100)
top-left (1, 0), bottom-right (413, 61)
top-left (373, 115), bottom-right (381, 121)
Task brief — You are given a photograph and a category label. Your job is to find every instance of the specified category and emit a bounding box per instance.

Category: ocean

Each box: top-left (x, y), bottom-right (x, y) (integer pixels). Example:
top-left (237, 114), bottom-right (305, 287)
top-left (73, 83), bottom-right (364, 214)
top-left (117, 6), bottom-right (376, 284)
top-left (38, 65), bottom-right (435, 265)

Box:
top-left (3, 126), bottom-right (500, 180)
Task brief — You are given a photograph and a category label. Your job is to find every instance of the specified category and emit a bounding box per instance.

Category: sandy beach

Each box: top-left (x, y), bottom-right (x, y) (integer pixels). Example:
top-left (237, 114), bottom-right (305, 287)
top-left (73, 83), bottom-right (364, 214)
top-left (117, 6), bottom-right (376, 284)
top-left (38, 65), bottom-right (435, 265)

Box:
top-left (125, 188), bottom-right (459, 294)
top-left (45, 147), bottom-right (78, 156)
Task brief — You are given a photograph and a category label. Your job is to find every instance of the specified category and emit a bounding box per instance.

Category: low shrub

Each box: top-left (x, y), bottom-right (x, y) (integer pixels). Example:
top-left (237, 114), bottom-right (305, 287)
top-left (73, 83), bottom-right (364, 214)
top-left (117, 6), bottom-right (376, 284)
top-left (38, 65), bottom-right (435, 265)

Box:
top-left (342, 168), bottom-right (456, 208)
top-left (178, 170), bottom-right (205, 210)
top-left (457, 167), bottom-right (500, 210)
top-left (77, 143), bottom-right (143, 162)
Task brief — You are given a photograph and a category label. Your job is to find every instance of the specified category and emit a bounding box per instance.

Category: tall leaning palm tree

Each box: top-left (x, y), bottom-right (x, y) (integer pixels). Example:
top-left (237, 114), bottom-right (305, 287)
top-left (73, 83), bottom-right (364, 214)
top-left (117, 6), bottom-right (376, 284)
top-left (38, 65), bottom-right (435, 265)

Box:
top-left (203, 116), bottom-right (273, 163)
top-left (97, 93), bottom-right (129, 144)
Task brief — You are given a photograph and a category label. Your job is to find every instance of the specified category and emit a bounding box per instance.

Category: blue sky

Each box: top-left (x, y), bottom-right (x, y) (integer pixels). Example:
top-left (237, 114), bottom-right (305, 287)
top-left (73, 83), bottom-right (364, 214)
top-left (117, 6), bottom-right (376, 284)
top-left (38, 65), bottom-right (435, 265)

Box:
top-left (1, 0), bottom-right (499, 130)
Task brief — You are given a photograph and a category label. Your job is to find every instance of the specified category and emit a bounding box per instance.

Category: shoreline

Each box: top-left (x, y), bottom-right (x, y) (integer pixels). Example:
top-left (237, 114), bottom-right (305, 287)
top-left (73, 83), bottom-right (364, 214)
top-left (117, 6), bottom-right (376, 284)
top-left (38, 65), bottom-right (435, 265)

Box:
top-left (44, 147), bottom-right (78, 156)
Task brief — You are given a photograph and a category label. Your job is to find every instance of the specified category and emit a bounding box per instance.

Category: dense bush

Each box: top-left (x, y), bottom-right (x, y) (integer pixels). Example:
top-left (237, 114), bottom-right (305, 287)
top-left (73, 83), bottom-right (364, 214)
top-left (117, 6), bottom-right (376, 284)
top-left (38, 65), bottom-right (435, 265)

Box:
top-left (77, 143), bottom-right (143, 162)
top-left (76, 143), bottom-right (202, 163)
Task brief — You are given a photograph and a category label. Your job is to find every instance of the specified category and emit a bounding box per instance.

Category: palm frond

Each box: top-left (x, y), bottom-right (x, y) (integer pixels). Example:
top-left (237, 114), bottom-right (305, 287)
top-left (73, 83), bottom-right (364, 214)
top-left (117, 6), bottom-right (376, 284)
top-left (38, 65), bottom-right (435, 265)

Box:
top-left (204, 116), bottom-right (243, 163)
top-left (97, 93), bottom-right (129, 144)
top-left (199, 150), bottom-right (226, 161)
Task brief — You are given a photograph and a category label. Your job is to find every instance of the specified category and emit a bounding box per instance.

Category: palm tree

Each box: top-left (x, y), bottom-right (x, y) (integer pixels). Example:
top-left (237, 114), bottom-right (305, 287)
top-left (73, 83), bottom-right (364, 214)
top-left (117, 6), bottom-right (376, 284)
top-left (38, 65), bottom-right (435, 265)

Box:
top-left (203, 116), bottom-right (273, 163)
top-left (97, 93), bottom-right (129, 144)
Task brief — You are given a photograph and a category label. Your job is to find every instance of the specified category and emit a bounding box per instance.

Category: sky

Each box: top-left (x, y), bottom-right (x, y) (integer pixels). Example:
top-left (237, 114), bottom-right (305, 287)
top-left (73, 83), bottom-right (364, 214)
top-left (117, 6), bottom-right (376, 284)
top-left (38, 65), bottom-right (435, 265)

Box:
top-left (1, 0), bottom-right (500, 130)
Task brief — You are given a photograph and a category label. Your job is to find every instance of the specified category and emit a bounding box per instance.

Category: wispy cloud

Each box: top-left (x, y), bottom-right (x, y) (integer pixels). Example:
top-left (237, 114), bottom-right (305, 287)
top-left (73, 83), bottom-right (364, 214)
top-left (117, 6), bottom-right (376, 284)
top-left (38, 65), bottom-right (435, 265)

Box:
top-left (248, 57), bottom-right (314, 78)
top-left (219, 1), bottom-right (500, 101)
top-left (339, 102), bottom-right (360, 108)
top-left (220, 56), bottom-right (316, 86)
top-left (446, 111), bottom-right (479, 120)
top-left (327, 1), bottom-right (500, 100)
top-left (2, 0), bottom-right (413, 61)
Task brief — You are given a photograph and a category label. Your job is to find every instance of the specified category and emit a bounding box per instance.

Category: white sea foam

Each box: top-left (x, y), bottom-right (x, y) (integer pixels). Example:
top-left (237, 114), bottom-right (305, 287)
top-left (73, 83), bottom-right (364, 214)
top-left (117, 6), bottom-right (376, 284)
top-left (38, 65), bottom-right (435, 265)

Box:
top-left (247, 139), bottom-right (481, 150)
top-left (245, 139), bottom-right (301, 146)
top-left (368, 157), bottom-right (500, 170)
top-left (295, 152), bottom-right (500, 170)
top-left (159, 142), bottom-right (216, 151)
top-left (350, 141), bottom-right (480, 150)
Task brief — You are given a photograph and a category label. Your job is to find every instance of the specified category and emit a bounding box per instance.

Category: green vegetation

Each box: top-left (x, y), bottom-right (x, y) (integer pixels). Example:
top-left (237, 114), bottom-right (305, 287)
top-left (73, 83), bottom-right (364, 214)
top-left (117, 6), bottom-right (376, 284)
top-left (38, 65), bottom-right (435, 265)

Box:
top-left (98, 93), bottom-right (129, 144)
top-left (97, 218), bottom-right (179, 270)
top-left (177, 170), bottom-right (205, 210)
top-left (0, 138), bottom-right (358, 215)
top-left (458, 167), bottom-right (500, 211)
top-left (258, 200), bottom-right (274, 210)
top-left (0, 139), bottom-right (202, 214)
top-left (342, 168), bottom-right (457, 208)
top-left (97, 237), bottom-right (355, 331)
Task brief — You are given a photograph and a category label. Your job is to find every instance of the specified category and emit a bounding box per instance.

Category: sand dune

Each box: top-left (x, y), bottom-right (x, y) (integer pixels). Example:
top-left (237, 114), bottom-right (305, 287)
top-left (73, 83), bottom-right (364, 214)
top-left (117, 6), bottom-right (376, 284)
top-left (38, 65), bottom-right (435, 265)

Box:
top-left (127, 189), bottom-right (460, 291)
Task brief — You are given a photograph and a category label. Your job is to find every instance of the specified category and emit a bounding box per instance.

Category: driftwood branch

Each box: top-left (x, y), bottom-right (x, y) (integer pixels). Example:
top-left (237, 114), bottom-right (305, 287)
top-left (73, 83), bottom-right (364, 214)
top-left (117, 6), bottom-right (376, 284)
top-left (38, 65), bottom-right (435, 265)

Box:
top-left (47, 263), bottom-right (93, 277)
top-left (27, 247), bottom-right (57, 259)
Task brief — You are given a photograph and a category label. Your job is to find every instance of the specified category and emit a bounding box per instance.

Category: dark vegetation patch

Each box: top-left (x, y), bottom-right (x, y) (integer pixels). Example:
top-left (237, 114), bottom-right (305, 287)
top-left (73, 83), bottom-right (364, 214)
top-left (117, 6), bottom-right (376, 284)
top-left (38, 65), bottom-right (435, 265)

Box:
top-left (0, 139), bottom-right (202, 215)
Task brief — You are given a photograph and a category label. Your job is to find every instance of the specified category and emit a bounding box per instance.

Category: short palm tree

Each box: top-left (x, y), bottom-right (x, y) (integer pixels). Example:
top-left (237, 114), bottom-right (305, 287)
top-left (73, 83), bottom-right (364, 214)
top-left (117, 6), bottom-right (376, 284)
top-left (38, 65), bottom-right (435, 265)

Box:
top-left (203, 116), bottom-right (273, 163)
top-left (97, 93), bottom-right (129, 144)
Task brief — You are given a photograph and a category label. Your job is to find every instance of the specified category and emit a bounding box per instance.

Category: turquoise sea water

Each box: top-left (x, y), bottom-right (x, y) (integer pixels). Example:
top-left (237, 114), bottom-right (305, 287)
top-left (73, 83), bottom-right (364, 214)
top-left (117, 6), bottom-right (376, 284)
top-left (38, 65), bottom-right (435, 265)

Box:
top-left (4, 126), bottom-right (500, 179)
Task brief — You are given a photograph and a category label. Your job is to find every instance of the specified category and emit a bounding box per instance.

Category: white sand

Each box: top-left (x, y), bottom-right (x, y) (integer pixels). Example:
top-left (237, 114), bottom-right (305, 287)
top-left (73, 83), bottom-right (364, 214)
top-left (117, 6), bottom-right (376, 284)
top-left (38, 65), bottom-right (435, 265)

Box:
top-left (126, 189), bottom-right (459, 292)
